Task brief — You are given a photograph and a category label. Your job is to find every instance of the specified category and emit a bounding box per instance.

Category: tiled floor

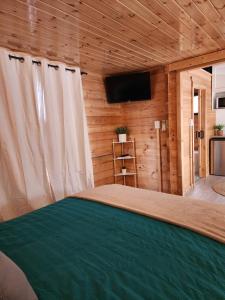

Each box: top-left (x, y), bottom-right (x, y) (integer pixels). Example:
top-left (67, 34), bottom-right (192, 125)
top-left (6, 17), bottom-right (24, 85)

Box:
top-left (186, 175), bottom-right (225, 204)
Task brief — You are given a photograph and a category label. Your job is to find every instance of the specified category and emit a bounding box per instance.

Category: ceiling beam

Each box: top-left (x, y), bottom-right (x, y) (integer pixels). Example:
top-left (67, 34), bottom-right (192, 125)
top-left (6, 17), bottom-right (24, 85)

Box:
top-left (166, 49), bottom-right (225, 72)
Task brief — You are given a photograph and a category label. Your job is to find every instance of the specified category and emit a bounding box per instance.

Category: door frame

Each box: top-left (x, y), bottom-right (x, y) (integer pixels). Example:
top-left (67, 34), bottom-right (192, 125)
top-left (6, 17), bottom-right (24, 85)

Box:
top-left (177, 70), bottom-right (209, 195)
top-left (191, 86), bottom-right (207, 185)
top-left (167, 52), bottom-right (217, 195)
top-left (191, 85), bottom-right (207, 186)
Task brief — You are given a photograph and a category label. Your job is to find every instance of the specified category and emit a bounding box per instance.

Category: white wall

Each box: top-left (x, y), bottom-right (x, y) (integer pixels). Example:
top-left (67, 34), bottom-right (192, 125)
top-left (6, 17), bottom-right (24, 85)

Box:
top-left (216, 109), bottom-right (225, 124)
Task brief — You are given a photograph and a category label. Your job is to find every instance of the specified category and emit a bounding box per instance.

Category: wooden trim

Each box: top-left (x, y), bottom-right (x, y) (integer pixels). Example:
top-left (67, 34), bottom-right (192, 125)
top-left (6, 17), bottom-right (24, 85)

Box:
top-left (133, 138), bottom-right (138, 188)
top-left (176, 71), bottom-right (183, 195)
top-left (190, 77), bottom-right (194, 188)
top-left (198, 89), bottom-right (203, 178)
top-left (167, 49), bottom-right (225, 73)
top-left (167, 71), bottom-right (180, 194)
top-left (191, 84), bottom-right (207, 180)
top-left (112, 141), bottom-right (116, 184)
top-left (200, 90), bottom-right (207, 178)
top-left (189, 122), bottom-right (194, 187)
top-left (156, 128), bottom-right (162, 192)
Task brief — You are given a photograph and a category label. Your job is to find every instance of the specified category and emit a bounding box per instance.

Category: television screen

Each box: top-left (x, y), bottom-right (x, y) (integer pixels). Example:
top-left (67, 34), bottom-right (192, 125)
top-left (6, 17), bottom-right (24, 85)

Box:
top-left (104, 72), bottom-right (151, 103)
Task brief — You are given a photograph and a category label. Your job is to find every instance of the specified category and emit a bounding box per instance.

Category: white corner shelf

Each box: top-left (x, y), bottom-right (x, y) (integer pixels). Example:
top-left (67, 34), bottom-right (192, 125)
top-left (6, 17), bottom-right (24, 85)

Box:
top-left (114, 156), bottom-right (136, 160)
top-left (112, 140), bottom-right (134, 144)
top-left (114, 172), bottom-right (137, 177)
top-left (112, 138), bottom-right (138, 187)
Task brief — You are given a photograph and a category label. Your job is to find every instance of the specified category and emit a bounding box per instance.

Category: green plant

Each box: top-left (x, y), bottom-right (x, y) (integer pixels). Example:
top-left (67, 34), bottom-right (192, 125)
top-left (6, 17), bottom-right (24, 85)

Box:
top-left (214, 124), bottom-right (225, 131)
top-left (115, 127), bottom-right (128, 134)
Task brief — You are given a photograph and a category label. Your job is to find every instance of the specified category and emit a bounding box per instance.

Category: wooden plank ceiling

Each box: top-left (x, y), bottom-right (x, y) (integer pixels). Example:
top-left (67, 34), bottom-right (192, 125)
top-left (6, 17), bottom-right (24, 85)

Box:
top-left (1, 0), bottom-right (225, 74)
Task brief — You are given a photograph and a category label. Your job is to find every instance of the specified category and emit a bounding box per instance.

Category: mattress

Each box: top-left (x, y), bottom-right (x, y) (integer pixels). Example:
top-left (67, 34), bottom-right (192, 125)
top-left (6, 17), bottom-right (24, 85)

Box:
top-left (0, 185), bottom-right (225, 299)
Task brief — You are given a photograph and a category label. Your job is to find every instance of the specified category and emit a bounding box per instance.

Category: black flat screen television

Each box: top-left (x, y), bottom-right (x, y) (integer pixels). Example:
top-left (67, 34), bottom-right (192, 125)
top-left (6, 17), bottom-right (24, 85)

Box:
top-left (105, 72), bottom-right (151, 103)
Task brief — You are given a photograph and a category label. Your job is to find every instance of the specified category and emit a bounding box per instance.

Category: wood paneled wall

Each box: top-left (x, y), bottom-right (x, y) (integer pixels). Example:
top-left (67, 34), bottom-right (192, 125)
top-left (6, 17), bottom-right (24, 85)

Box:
top-left (123, 69), bottom-right (169, 192)
top-left (82, 69), bottom-right (170, 192)
top-left (82, 73), bottom-right (124, 186)
top-left (83, 68), bottom-right (215, 195)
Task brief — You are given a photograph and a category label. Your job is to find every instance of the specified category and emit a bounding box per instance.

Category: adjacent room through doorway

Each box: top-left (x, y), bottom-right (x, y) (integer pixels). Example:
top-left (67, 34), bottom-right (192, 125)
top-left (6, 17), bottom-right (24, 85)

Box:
top-left (193, 89), bottom-right (200, 182)
top-left (178, 65), bottom-right (225, 201)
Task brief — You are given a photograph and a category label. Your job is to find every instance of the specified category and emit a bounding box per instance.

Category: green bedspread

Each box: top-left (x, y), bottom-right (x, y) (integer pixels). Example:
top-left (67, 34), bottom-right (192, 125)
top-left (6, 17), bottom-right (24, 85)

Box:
top-left (0, 197), bottom-right (225, 300)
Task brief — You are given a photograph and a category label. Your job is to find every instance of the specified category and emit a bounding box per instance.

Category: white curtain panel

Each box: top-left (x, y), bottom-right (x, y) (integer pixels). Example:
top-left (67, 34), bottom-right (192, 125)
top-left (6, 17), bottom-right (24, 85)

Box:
top-left (0, 48), bottom-right (93, 220)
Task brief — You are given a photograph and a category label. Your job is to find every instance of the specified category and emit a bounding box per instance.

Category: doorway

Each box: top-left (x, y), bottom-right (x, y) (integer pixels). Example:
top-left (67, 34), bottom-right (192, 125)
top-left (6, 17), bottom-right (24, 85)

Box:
top-left (193, 89), bottom-right (200, 182)
top-left (177, 68), bottom-right (212, 195)
top-left (192, 88), bottom-right (206, 183)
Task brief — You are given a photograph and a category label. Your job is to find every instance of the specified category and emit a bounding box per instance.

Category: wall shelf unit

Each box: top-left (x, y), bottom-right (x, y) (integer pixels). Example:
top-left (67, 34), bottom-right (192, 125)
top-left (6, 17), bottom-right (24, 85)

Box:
top-left (112, 139), bottom-right (138, 187)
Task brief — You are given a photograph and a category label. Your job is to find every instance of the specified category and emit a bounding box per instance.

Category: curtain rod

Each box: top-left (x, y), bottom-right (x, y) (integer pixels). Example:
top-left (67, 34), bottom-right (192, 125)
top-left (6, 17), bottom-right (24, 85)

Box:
top-left (8, 54), bottom-right (88, 75)
top-left (9, 54), bottom-right (24, 63)
top-left (48, 63), bottom-right (59, 70)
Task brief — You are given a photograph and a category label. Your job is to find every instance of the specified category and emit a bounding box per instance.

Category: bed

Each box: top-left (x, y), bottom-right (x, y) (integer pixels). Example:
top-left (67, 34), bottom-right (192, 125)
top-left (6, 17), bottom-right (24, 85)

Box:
top-left (0, 184), bottom-right (225, 299)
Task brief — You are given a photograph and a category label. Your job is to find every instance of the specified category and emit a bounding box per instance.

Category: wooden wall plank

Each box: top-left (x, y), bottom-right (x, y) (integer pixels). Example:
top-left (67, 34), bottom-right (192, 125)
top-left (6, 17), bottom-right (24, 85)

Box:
top-left (167, 71), bottom-right (180, 194)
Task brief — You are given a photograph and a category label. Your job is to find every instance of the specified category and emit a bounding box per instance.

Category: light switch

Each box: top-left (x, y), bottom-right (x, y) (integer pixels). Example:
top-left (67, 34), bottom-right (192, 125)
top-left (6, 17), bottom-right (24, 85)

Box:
top-left (154, 120), bottom-right (161, 129)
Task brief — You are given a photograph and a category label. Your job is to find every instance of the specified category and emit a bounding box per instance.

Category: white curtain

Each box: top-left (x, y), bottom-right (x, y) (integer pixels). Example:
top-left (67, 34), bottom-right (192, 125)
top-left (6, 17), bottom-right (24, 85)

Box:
top-left (0, 48), bottom-right (93, 221)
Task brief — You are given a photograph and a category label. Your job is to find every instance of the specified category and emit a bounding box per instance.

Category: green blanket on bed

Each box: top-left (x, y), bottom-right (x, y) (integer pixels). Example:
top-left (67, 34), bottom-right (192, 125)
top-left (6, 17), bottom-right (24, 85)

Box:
top-left (0, 197), bottom-right (225, 300)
